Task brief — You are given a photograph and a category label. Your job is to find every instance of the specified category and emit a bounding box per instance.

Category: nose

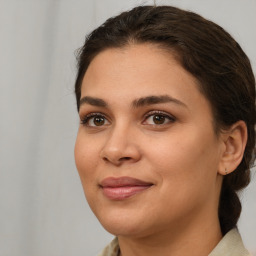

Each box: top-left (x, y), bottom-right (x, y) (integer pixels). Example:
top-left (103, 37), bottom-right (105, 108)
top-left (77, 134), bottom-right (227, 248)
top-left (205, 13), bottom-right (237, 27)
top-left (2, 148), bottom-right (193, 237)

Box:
top-left (100, 124), bottom-right (141, 166)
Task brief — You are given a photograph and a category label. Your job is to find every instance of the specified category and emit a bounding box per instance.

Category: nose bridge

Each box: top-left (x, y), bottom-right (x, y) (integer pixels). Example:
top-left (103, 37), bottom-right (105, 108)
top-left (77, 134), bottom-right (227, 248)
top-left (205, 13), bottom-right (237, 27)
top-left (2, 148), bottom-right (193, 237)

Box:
top-left (100, 120), bottom-right (140, 164)
top-left (109, 121), bottom-right (128, 145)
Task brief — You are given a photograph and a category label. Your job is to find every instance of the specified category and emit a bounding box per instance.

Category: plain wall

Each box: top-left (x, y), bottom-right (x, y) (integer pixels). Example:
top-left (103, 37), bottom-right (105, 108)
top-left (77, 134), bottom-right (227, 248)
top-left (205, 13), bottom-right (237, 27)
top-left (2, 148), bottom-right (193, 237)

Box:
top-left (0, 0), bottom-right (255, 255)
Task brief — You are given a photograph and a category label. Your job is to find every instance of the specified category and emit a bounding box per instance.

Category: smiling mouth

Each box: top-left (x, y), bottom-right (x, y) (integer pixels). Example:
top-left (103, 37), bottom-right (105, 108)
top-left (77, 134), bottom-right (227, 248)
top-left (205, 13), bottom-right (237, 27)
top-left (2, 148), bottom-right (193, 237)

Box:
top-left (100, 176), bottom-right (153, 200)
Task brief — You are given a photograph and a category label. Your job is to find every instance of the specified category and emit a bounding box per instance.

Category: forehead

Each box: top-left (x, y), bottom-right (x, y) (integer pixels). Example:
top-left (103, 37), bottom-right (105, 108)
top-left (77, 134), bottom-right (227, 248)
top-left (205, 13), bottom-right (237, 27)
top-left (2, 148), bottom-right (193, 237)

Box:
top-left (80, 43), bottom-right (214, 128)
top-left (81, 44), bottom-right (211, 110)
top-left (82, 44), bottom-right (197, 95)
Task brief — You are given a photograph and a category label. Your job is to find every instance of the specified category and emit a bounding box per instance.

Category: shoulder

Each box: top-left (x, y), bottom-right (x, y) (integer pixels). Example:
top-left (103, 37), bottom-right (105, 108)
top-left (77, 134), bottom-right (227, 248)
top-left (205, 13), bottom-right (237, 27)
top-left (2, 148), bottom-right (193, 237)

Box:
top-left (97, 237), bottom-right (119, 256)
top-left (209, 228), bottom-right (251, 256)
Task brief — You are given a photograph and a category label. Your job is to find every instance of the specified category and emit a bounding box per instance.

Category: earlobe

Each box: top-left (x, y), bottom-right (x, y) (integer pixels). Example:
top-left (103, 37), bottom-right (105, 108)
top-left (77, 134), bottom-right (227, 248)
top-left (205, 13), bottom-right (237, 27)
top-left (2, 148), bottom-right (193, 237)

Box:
top-left (218, 120), bottom-right (248, 176)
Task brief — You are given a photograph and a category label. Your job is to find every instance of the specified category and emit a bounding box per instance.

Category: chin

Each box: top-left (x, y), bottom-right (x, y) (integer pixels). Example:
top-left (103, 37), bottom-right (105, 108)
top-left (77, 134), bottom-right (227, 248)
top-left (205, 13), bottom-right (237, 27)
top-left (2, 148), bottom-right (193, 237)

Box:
top-left (96, 210), bottom-right (148, 237)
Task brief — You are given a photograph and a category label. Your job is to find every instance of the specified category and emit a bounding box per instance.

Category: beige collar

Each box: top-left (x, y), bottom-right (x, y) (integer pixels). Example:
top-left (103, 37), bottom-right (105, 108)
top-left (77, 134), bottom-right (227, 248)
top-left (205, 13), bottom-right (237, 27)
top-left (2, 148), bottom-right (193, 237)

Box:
top-left (209, 228), bottom-right (250, 256)
top-left (98, 228), bottom-right (250, 256)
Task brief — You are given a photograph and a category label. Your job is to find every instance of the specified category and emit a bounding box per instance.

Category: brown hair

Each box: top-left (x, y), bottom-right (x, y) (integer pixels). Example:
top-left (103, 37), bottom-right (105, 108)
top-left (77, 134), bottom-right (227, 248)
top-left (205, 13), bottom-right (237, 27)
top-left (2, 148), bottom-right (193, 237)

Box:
top-left (74, 5), bottom-right (256, 234)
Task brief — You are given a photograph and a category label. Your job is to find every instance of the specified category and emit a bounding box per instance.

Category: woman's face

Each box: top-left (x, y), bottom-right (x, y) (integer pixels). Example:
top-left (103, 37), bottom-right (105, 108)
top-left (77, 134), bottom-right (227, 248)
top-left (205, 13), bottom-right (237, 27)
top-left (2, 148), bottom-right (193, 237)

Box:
top-left (75, 44), bottom-right (224, 238)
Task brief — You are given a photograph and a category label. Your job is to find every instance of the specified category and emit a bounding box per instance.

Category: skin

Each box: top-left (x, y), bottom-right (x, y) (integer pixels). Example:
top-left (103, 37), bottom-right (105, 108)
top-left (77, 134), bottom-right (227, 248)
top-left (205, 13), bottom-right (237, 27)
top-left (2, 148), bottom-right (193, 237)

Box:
top-left (74, 44), bottom-right (247, 256)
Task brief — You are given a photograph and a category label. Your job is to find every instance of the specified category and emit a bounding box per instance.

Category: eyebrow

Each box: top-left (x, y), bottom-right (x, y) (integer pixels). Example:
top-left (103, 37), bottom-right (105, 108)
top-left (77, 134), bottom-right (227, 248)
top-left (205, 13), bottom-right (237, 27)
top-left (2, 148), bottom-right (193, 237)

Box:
top-left (79, 95), bottom-right (187, 109)
top-left (79, 96), bottom-right (108, 107)
top-left (132, 95), bottom-right (187, 108)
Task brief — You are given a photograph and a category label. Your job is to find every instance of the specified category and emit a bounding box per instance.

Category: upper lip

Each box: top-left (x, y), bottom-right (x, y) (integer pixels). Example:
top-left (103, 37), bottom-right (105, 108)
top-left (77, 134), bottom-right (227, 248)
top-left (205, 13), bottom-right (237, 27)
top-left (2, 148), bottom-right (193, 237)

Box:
top-left (100, 176), bottom-right (153, 188)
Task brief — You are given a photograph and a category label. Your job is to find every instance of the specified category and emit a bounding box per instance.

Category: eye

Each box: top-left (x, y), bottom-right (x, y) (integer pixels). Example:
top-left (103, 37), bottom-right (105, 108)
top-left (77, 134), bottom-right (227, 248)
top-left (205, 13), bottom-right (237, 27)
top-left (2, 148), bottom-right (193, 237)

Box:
top-left (143, 111), bottom-right (175, 125)
top-left (81, 113), bottom-right (110, 127)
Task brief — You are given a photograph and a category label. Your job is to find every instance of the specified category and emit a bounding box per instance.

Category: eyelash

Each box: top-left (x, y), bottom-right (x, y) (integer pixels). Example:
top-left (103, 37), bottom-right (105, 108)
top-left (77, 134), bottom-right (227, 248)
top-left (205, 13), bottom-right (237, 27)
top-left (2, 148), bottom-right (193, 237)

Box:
top-left (143, 110), bottom-right (176, 125)
top-left (80, 110), bottom-right (176, 127)
top-left (80, 112), bottom-right (108, 126)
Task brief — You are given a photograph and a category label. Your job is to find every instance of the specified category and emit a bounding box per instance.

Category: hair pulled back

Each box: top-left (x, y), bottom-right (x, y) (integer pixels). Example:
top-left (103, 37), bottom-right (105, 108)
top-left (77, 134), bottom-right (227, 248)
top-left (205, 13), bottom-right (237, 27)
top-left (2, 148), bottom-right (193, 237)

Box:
top-left (75, 5), bottom-right (256, 234)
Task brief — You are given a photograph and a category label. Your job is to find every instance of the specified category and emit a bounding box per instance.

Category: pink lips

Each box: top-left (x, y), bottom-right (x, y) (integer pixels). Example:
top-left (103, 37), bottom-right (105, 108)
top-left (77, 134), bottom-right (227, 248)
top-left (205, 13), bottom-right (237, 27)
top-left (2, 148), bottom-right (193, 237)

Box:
top-left (100, 176), bottom-right (153, 200)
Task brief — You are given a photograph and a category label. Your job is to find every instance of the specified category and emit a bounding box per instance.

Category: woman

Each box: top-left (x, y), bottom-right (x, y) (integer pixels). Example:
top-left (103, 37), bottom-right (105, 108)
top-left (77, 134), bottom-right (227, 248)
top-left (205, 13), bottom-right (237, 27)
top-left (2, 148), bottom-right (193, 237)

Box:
top-left (74, 5), bottom-right (255, 256)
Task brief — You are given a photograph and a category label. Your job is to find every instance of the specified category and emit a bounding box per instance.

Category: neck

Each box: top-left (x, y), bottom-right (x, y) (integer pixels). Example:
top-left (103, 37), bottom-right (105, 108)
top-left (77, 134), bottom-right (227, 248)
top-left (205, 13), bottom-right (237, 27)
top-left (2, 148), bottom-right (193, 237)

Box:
top-left (118, 212), bottom-right (222, 256)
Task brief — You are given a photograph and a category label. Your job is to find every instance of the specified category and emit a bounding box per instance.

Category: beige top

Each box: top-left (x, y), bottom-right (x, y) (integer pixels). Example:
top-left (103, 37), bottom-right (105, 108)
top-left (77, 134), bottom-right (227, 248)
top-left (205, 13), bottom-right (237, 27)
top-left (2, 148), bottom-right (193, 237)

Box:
top-left (97, 228), bottom-right (251, 256)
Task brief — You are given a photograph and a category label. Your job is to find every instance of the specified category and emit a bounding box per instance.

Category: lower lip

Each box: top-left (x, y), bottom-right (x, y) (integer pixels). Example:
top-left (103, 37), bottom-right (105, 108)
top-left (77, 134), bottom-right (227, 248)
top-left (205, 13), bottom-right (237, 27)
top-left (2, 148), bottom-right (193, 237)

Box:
top-left (102, 185), bottom-right (152, 200)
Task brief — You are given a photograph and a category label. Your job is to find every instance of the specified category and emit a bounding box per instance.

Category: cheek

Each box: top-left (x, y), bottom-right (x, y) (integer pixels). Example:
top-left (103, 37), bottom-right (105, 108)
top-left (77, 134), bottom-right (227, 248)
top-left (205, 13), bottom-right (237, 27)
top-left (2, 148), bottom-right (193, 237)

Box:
top-left (74, 133), bottom-right (103, 214)
top-left (144, 136), bottom-right (219, 225)
top-left (74, 132), bottom-right (99, 185)
top-left (147, 128), bottom-right (220, 192)
top-left (146, 131), bottom-right (199, 171)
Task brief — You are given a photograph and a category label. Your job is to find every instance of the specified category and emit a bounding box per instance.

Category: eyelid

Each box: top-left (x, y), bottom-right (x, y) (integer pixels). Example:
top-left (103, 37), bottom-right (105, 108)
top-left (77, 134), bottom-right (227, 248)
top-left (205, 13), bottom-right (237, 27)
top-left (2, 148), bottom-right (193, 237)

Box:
top-left (79, 110), bottom-right (175, 127)
top-left (80, 112), bottom-right (110, 126)
top-left (143, 110), bottom-right (176, 124)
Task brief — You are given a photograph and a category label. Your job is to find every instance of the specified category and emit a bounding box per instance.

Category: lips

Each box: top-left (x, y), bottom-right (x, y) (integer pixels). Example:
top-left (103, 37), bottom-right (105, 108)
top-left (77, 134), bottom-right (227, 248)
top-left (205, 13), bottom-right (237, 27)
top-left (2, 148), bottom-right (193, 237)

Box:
top-left (100, 176), bottom-right (153, 200)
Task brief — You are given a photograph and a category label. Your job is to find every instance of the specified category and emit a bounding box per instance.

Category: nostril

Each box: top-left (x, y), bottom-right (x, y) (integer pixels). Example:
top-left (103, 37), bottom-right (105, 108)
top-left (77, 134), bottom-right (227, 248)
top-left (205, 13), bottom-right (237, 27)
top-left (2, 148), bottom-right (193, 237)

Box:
top-left (120, 157), bottom-right (132, 161)
top-left (103, 157), bottom-right (108, 161)
top-left (102, 156), bottom-right (131, 164)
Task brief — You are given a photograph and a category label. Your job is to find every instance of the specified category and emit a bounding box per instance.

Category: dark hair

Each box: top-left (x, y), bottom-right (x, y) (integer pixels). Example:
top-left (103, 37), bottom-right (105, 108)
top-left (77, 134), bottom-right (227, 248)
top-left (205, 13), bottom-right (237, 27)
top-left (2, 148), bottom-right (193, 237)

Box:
top-left (74, 5), bottom-right (256, 234)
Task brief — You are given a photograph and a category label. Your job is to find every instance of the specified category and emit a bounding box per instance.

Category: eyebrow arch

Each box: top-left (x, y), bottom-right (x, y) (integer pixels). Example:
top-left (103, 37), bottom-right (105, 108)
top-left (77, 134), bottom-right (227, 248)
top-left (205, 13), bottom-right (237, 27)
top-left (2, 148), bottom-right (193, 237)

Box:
top-left (79, 95), bottom-right (187, 109)
top-left (132, 95), bottom-right (187, 108)
top-left (79, 96), bottom-right (108, 108)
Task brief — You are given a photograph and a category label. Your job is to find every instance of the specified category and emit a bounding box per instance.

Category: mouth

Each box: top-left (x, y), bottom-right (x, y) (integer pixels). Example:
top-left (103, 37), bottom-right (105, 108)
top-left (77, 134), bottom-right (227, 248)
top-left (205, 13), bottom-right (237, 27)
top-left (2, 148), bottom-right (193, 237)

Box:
top-left (100, 176), bottom-right (153, 200)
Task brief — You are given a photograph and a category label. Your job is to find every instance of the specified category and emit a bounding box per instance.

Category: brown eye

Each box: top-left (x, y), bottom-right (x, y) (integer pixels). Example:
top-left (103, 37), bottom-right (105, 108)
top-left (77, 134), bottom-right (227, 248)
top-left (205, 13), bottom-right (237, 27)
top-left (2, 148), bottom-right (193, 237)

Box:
top-left (81, 113), bottom-right (110, 127)
top-left (153, 115), bottom-right (166, 124)
top-left (93, 116), bottom-right (105, 126)
top-left (143, 112), bottom-right (175, 126)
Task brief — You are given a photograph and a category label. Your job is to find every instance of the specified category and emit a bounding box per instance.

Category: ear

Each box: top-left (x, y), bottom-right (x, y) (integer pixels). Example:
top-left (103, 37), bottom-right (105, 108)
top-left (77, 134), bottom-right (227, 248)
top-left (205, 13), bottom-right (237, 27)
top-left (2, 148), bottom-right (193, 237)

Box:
top-left (218, 120), bottom-right (248, 176)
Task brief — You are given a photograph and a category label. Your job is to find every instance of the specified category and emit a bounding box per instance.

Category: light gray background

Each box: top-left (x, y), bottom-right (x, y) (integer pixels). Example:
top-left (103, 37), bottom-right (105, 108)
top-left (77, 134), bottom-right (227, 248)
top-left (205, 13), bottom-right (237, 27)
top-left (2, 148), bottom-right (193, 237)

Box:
top-left (0, 0), bottom-right (255, 255)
